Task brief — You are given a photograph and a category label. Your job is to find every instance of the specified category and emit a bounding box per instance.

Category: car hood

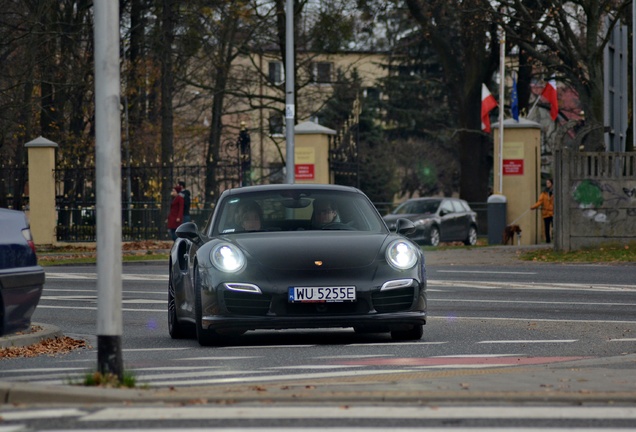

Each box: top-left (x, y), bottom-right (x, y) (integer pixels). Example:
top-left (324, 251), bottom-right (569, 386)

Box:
top-left (231, 232), bottom-right (389, 270)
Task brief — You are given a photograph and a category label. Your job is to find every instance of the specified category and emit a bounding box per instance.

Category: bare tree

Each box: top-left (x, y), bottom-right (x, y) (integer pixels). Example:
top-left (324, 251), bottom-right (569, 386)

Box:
top-left (404, 0), bottom-right (500, 202)
top-left (500, 0), bottom-right (632, 151)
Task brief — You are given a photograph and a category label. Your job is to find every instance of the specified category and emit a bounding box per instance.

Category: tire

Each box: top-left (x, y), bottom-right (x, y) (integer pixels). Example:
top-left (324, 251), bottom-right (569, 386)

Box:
top-left (194, 267), bottom-right (221, 346)
top-left (428, 226), bottom-right (440, 246)
top-left (463, 226), bottom-right (478, 246)
top-left (391, 324), bottom-right (424, 341)
top-left (168, 270), bottom-right (193, 339)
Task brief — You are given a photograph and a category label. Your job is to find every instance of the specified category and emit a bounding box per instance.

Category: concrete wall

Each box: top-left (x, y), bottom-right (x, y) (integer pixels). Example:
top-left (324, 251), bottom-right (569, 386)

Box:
top-left (554, 150), bottom-right (636, 250)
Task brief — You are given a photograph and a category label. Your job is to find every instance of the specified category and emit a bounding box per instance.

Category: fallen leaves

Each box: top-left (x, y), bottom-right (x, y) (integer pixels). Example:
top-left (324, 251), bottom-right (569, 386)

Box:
top-left (0, 336), bottom-right (88, 359)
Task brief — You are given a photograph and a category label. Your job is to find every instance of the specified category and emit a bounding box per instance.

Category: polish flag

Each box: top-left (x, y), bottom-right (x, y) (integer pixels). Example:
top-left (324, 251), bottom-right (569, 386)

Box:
top-left (481, 84), bottom-right (498, 133)
top-left (542, 79), bottom-right (558, 121)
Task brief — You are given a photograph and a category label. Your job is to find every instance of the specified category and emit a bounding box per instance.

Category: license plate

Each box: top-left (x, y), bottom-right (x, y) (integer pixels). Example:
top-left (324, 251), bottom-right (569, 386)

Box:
top-left (288, 286), bottom-right (356, 303)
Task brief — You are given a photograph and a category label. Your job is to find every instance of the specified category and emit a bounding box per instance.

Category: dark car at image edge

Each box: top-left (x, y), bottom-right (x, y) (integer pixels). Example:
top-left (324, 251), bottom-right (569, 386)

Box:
top-left (0, 208), bottom-right (45, 336)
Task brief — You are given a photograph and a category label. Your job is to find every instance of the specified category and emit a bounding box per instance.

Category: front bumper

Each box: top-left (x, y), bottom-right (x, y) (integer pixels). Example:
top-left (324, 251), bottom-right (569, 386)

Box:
top-left (200, 279), bottom-right (427, 332)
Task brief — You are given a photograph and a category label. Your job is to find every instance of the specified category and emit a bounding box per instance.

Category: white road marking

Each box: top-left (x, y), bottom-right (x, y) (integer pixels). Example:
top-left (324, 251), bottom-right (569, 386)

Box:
top-left (431, 354), bottom-right (523, 358)
top-left (609, 338), bottom-right (636, 342)
top-left (217, 345), bottom-right (315, 349)
top-left (435, 270), bottom-right (537, 274)
top-left (33, 305), bottom-right (162, 312)
top-left (175, 357), bottom-right (261, 361)
top-left (0, 409), bottom-right (86, 421)
top-left (39, 296), bottom-right (164, 305)
top-left (432, 298), bottom-right (636, 307)
top-left (478, 339), bottom-right (577, 344)
top-left (139, 369), bottom-right (415, 387)
top-left (80, 405), bottom-right (636, 421)
top-left (350, 341), bottom-right (446, 347)
top-left (123, 348), bottom-right (188, 352)
top-left (431, 316), bottom-right (636, 324)
top-left (0, 367), bottom-right (83, 374)
top-left (45, 273), bottom-right (168, 281)
top-left (265, 365), bottom-right (364, 370)
top-left (45, 273), bottom-right (636, 294)
top-left (428, 280), bottom-right (636, 292)
top-left (316, 354), bottom-right (394, 359)
top-left (33, 429), bottom-right (636, 432)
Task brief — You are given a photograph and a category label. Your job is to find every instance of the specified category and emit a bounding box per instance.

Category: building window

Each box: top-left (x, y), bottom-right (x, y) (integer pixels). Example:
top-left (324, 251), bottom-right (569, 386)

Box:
top-left (269, 112), bottom-right (284, 135)
top-left (310, 62), bottom-right (333, 84)
top-left (268, 61), bottom-right (284, 85)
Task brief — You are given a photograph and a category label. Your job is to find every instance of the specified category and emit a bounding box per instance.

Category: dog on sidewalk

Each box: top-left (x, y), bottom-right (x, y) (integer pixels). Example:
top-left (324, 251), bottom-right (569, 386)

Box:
top-left (502, 224), bottom-right (522, 245)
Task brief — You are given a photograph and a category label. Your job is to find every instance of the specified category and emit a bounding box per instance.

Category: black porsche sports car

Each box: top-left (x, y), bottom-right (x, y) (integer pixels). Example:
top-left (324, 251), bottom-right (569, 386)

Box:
top-left (168, 184), bottom-right (427, 346)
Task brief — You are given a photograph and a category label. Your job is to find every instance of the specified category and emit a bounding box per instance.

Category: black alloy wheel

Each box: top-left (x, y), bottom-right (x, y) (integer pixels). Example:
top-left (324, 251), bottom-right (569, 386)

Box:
top-left (428, 226), bottom-right (440, 246)
top-left (168, 269), bottom-right (194, 339)
top-left (464, 226), bottom-right (478, 246)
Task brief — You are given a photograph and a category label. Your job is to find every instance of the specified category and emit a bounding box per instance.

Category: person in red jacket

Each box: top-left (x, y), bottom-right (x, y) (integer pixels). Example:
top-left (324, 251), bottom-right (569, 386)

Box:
top-left (531, 178), bottom-right (554, 243)
top-left (166, 185), bottom-right (184, 240)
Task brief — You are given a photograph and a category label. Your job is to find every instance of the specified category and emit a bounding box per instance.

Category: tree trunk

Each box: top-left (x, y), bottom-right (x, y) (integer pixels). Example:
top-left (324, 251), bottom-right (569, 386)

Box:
top-left (160, 0), bottom-right (177, 234)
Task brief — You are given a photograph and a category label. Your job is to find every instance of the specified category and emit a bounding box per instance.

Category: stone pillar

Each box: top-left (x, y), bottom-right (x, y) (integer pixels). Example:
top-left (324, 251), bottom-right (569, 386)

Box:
top-left (25, 136), bottom-right (58, 245)
top-left (293, 121), bottom-right (336, 184)
top-left (492, 118), bottom-right (543, 245)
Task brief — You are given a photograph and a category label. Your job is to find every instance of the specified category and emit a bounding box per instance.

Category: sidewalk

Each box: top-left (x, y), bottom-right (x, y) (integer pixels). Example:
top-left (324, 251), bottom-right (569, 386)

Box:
top-left (424, 244), bottom-right (551, 266)
top-left (2, 351), bottom-right (636, 404)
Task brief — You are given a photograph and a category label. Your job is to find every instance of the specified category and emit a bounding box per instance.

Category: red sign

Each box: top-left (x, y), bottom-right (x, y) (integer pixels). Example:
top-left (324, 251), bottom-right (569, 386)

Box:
top-left (295, 164), bottom-right (315, 180)
top-left (503, 159), bottom-right (524, 175)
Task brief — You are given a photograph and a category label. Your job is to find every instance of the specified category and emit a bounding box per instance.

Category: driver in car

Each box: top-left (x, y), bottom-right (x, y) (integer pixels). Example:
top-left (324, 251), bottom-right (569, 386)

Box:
top-left (312, 198), bottom-right (340, 228)
top-left (235, 200), bottom-right (263, 231)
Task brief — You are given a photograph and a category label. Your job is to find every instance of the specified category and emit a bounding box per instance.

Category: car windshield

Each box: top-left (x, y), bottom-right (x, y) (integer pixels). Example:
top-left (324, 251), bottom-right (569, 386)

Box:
top-left (208, 189), bottom-right (387, 235)
top-left (393, 200), bottom-right (440, 215)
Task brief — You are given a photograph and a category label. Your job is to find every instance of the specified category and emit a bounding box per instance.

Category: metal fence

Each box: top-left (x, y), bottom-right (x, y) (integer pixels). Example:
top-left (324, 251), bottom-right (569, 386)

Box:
top-left (54, 163), bottom-right (237, 242)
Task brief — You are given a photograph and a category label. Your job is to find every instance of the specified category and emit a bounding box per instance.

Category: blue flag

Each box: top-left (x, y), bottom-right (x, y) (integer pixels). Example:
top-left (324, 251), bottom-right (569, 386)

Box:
top-left (511, 75), bottom-right (519, 121)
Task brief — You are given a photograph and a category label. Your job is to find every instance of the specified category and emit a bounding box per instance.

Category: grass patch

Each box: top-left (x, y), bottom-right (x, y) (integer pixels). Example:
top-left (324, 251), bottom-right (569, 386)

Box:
top-left (39, 251), bottom-right (169, 267)
top-left (520, 243), bottom-right (636, 263)
top-left (69, 370), bottom-right (144, 389)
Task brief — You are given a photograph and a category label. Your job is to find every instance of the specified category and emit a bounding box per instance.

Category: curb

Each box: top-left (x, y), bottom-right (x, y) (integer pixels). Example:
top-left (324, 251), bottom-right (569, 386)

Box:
top-left (0, 323), bottom-right (62, 349)
top-left (2, 353), bottom-right (636, 405)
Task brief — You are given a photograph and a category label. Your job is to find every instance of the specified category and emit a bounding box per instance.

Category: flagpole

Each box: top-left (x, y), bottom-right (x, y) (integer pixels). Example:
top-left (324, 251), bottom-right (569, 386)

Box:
top-left (498, 26), bottom-right (505, 195)
top-left (527, 93), bottom-right (541, 118)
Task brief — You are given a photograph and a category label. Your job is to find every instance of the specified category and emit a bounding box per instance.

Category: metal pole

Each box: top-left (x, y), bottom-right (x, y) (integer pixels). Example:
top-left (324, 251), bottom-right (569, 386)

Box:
top-left (633, 1), bottom-right (635, 151)
top-left (285, 0), bottom-right (295, 183)
top-left (124, 96), bottom-right (132, 228)
top-left (93, 0), bottom-right (123, 380)
top-left (498, 27), bottom-right (505, 194)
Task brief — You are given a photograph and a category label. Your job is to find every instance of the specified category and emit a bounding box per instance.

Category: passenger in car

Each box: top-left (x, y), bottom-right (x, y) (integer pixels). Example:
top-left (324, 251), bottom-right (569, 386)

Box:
top-left (235, 200), bottom-right (263, 231)
top-left (312, 198), bottom-right (340, 228)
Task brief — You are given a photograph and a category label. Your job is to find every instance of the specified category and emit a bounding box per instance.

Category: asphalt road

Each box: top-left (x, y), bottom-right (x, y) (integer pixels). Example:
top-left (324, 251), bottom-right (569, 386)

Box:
top-left (1, 247), bottom-right (635, 431)
top-left (2, 252), bottom-right (634, 393)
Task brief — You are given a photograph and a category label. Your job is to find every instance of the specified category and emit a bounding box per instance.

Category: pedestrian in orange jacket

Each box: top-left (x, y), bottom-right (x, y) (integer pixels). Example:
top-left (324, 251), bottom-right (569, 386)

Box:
top-left (531, 178), bottom-right (554, 243)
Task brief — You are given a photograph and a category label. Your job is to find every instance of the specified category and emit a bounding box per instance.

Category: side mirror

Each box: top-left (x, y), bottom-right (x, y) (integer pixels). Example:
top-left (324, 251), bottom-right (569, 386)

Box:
top-left (395, 218), bottom-right (416, 236)
top-left (175, 222), bottom-right (203, 244)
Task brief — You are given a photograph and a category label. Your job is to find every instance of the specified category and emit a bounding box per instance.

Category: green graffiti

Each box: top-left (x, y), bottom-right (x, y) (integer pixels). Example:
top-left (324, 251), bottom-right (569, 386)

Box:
top-left (573, 180), bottom-right (604, 208)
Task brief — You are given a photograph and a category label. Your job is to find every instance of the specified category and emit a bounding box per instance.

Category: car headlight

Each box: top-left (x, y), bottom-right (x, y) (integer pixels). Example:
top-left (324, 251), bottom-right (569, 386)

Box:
top-left (386, 239), bottom-right (418, 270)
top-left (413, 218), bottom-right (432, 227)
top-left (210, 243), bottom-right (245, 273)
